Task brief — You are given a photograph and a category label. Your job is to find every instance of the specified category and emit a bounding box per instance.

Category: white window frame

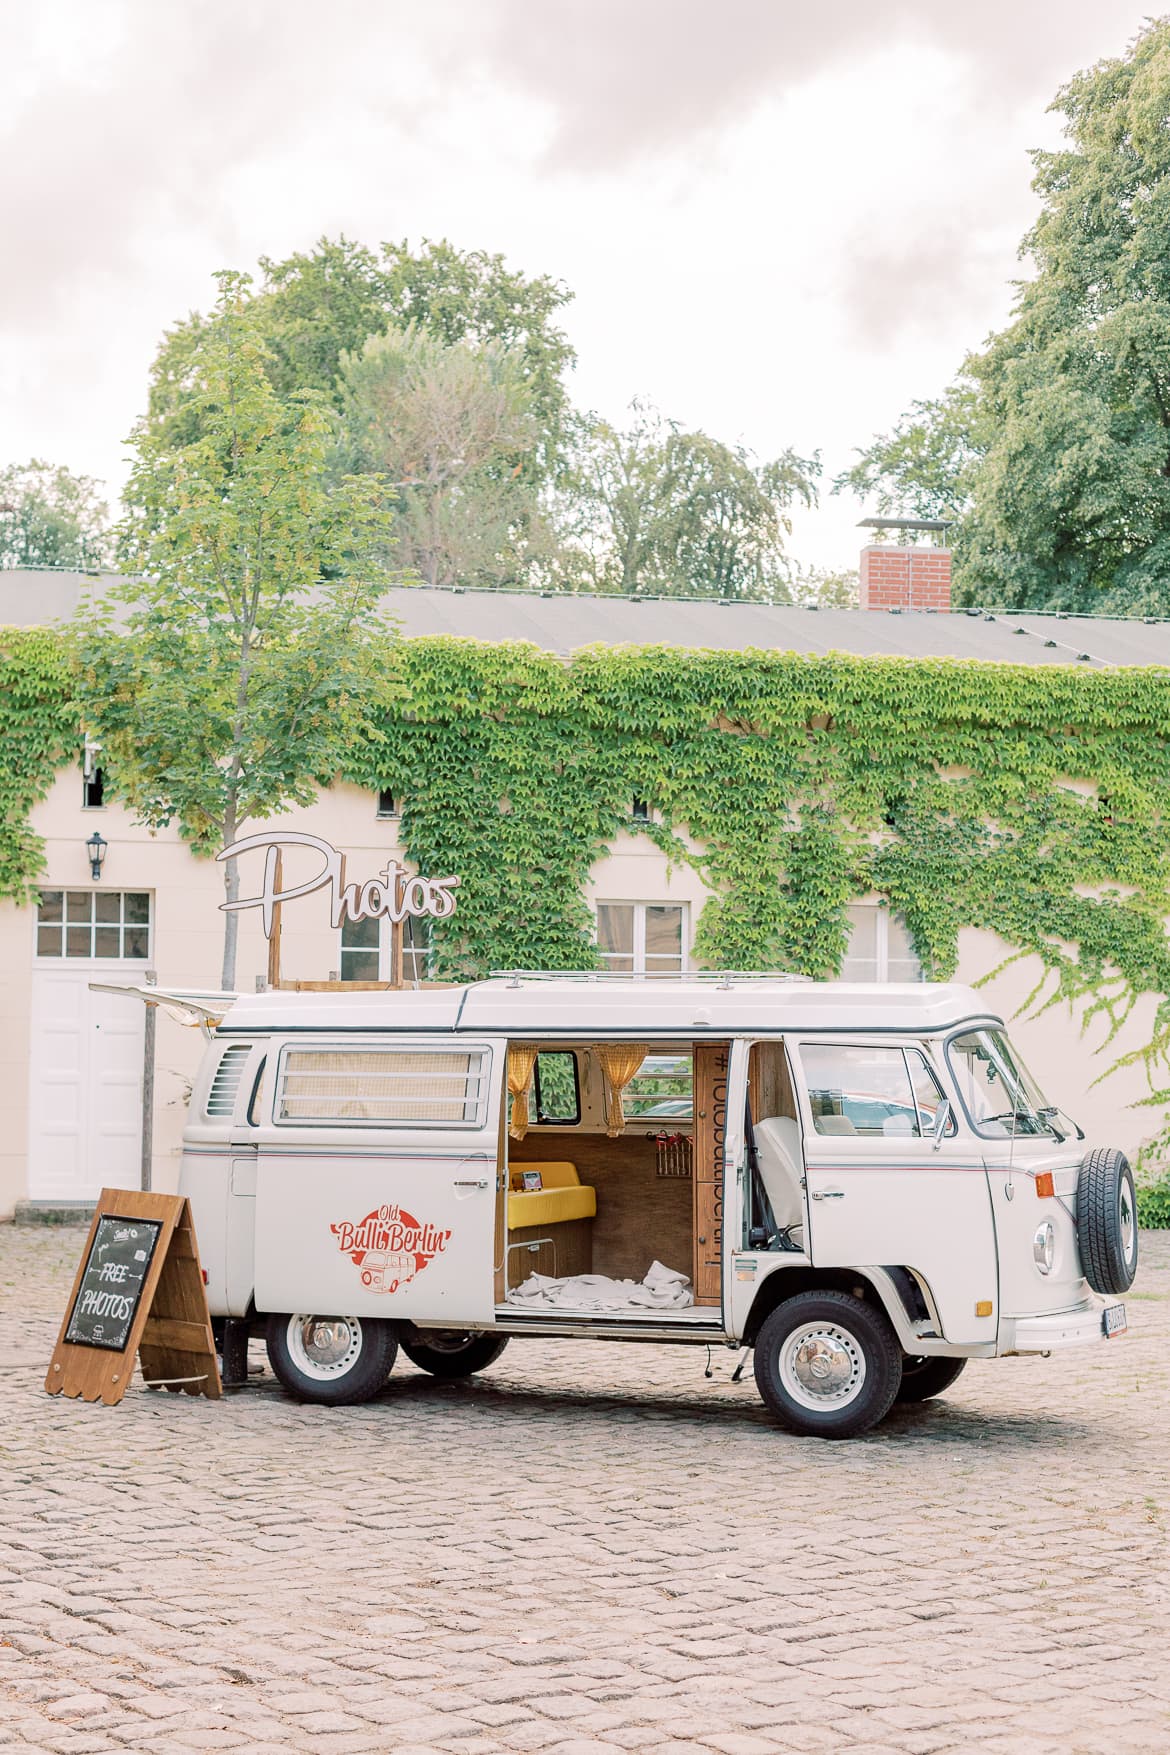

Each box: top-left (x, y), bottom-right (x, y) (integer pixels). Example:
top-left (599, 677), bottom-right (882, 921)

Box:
top-left (842, 903), bottom-right (922, 983)
top-left (338, 914), bottom-right (432, 983)
top-left (34, 888), bottom-right (154, 964)
top-left (594, 900), bottom-right (690, 975)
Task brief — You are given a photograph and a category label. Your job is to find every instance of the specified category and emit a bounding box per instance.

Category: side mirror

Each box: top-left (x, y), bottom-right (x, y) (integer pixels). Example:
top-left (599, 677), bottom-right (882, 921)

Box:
top-left (932, 1099), bottom-right (953, 1149)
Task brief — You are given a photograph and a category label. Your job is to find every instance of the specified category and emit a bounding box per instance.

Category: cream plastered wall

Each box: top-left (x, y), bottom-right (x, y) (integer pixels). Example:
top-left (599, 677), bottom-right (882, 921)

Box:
top-left (1, 782), bottom-right (1164, 1218)
top-left (1, 772), bottom-right (410, 1216)
top-left (586, 842), bottom-right (1164, 1161)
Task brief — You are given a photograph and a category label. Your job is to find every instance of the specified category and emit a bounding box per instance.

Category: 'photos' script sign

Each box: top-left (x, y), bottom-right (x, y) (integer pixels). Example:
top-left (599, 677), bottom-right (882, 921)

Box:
top-left (217, 831), bottom-right (460, 939)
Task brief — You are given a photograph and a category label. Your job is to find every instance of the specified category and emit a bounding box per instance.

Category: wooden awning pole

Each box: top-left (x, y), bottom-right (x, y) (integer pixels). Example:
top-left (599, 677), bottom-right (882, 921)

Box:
top-left (266, 849), bottom-right (283, 990)
top-left (141, 970), bottom-right (157, 1192)
top-left (389, 914), bottom-right (404, 989)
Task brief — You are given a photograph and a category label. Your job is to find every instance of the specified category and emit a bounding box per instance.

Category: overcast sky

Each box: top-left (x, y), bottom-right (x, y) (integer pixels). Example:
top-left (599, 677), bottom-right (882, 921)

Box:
top-left (0, 1), bottom-right (1159, 573)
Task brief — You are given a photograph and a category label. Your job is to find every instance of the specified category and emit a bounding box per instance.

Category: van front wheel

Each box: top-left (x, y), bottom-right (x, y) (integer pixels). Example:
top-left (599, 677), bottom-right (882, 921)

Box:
top-left (753, 1292), bottom-right (902, 1439)
top-left (401, 1332), bottom-right (509, 1379)
top-left (896, 1354), bottom-right (967, 1403)
top-left (265, 1314), bottom-right (398, 1405)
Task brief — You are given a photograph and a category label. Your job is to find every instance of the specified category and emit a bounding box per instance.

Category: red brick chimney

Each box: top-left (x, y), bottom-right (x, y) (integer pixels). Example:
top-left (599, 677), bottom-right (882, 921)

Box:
top-left (859, 544), bottom-right (952, 612)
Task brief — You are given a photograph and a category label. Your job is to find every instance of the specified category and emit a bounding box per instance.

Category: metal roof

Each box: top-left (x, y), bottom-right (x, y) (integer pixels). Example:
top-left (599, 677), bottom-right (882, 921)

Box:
top-left (4, 569), bottom-right (1170, 669)
top-left (216, 977), bottom-right (996, 1037)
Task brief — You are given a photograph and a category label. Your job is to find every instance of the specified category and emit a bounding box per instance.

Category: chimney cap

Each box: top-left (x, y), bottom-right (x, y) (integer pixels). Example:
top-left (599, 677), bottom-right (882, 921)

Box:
top-left (858, 515), bottom-right (953, 533)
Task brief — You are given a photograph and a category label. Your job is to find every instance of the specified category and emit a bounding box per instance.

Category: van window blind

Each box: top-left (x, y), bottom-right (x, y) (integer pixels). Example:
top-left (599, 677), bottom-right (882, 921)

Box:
top-left (278, 1047), bottom-right (489, 1125)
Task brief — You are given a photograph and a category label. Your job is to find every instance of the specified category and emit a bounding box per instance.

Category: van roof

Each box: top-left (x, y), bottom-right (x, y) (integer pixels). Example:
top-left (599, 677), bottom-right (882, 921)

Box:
top-left (216, 977), bottom-right (998, 1038)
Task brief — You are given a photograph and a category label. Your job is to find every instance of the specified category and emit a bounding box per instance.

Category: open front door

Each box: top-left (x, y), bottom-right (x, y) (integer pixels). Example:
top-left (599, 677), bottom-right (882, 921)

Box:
top-left (253, 1034), bottom-right (504, 1326)
top-left (796, 1037), bottom-right (998, 1348)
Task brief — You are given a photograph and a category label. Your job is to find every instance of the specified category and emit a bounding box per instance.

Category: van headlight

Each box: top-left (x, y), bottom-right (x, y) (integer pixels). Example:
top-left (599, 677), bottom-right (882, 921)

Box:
top-left (1033, 1221), bottom-right (1055, 1275)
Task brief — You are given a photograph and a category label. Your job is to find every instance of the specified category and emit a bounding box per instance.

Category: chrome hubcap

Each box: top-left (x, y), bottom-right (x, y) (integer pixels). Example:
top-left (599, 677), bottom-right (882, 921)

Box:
top-left (287, 1315), bottom-right (362, 1381)
top-left (780, 1322), bottom-right (866, 1411)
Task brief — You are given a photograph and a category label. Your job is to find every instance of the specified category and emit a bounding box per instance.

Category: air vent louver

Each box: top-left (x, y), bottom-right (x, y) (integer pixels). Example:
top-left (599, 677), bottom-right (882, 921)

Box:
top-left (206, 1044), bottom-right (251, 1118)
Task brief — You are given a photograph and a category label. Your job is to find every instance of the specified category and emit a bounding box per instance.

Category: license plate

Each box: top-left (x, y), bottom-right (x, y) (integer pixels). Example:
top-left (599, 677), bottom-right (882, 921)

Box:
top-left (1102, 1303), bottom-right (1127, 1337)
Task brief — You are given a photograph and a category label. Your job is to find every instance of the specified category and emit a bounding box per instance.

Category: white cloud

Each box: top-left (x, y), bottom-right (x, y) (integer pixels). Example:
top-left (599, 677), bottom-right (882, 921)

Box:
top-left (0, 0), bottom-right (1157, 571)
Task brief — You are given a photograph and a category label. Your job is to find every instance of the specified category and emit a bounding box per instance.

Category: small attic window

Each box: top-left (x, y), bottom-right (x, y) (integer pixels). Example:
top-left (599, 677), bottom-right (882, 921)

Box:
top-left (376, 789), bottom-right (397, 819)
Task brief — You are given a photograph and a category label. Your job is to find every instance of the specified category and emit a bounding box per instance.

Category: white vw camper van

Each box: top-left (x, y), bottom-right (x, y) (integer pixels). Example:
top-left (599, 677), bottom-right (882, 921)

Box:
top-left (172, 974), bottom-right (1136, 1439)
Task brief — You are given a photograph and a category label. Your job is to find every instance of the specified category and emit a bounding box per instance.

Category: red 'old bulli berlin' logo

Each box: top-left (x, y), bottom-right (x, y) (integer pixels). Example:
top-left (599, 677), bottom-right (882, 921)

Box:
top-left (331, 1204), bottom-right (452, 1295)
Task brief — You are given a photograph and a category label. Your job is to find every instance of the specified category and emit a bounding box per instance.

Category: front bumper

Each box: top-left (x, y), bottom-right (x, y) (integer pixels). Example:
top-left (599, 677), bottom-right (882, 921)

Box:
top-left (999, 1299), bottom-right (1124, 1355)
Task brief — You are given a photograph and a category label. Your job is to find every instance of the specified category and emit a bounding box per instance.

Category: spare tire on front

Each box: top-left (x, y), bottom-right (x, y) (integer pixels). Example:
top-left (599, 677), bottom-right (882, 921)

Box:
top-left (1077, 1148), bottom-right (1139, 1295)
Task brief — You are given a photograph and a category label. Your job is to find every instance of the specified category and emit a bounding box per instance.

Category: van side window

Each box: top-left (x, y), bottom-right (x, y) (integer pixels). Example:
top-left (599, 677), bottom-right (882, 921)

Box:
top-left (533, 1052), bottom-right (580, 1125)
top-left (205, 1043), bottom-right (252, 1120)
top-left (277, 1046), bottom-right (490, 1126)
top-left (800, 1044), bottom-right (949, 1138)
top-left (623, 1053), bottom-right (693, 1122)
top-left (905, 1049), bottom-right (955, 1136)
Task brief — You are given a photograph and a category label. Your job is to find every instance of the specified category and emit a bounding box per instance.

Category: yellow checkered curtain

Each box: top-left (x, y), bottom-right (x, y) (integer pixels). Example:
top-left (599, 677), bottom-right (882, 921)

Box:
top-left (507, 1044), bottom-right (540, 1140)
top-left (596, 1044), bottom-right (648, 1137)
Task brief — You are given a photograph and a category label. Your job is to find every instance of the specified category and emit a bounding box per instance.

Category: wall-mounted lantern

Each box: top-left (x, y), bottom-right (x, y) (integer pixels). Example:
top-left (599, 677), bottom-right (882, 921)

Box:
top-left (85, 830), bottom-right (108, 881)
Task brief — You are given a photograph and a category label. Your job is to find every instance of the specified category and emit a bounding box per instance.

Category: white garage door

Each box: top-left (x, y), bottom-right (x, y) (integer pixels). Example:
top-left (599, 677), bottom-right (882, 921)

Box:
top-left (27, 889), bottom-right (151, 1202)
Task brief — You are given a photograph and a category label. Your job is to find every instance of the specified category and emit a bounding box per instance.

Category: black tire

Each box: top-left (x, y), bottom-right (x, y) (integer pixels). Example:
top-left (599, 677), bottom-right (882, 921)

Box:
top-left (400, 1332), bottom-right (510, 1379)
top-left (265, 1313), bottom-right (398, 1406)
top-left (896, 1355), bottom-right (967, 1404)
top-left (1078, 1148), bottom-right (1139, 1295)
top-left (753, 1291), bottom-right (903, 1439)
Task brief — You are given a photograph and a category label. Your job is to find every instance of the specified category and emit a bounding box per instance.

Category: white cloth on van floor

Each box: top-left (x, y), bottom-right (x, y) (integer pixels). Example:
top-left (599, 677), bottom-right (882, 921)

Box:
top-left (507, 1260), bottom-right (694, 1311)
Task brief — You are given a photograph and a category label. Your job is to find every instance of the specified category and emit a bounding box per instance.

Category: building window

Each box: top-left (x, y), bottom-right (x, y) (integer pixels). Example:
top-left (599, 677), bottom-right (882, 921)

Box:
top-left (340, 915), bottom-right (432, 983)
top-left (82, 767), bottom-right (105, 809)
top-left (841, 904), bottom-right (922, 982)
top-left (630, 797), bottom-right (650, 821)
top-left (36, 891), bottom-right (151, 960)
top-left (376, 789), bottom-right (397, 819)
top-left (596, 902), bottom-right (686, 975)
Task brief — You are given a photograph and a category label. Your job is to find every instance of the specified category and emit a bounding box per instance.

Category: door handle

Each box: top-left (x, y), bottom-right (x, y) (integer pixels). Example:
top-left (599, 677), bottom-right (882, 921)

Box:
top-left (811, 1189), bottom-right (846, 1201)
top-left (454, 1178), bottom-right (490, 1190)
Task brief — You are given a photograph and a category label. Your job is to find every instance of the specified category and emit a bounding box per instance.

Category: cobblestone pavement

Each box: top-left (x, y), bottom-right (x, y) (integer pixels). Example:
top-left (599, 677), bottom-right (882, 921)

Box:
top-left (1, 1225), bottom-right (1168, 1755)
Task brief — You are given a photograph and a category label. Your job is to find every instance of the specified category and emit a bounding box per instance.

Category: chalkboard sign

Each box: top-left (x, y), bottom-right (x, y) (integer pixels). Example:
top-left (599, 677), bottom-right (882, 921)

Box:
top-left (64, 1215), bottom-right (163, 1352)
top-left (46, 1189), bottom-right (220, 1406)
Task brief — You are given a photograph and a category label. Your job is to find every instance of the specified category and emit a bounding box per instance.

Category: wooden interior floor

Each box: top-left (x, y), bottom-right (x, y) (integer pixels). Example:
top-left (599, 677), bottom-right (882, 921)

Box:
top-left (509, 1130), bottom-right (693, 1285)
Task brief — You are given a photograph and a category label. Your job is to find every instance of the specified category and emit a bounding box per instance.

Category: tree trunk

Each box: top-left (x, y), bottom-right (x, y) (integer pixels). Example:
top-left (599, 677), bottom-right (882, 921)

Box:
top-left (221, 852), bottom-right (240, 992)
top-left (220, 794), bottom-right (240, 991)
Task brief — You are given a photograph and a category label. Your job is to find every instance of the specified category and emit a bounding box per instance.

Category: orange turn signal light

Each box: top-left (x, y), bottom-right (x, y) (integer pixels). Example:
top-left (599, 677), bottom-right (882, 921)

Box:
top-left (1035, 1173), bottom-right (1055, 1199)
top-left (975, 1300), bottom-right (993, 1317)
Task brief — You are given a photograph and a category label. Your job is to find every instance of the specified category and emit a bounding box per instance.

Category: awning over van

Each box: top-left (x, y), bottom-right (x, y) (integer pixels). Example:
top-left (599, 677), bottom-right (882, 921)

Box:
top-left (88, 983), bottom-right (236, 1028)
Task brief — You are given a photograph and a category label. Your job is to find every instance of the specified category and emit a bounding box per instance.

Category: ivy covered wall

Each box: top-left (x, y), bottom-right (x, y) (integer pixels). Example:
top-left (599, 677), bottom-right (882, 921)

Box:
top-left (5, 624), bottom-right (1170, 1107)
top-left (0, 629), bottom-right (79, 900)
top-left (349, 641), bottom-right (1170, 1040)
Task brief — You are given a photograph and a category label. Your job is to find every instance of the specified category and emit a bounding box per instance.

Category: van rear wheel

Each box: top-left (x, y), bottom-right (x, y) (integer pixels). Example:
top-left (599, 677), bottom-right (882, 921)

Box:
top-left (753, 1291), bottom-right (902, 1439)
top-left (265, 1314), bottom-right (398, 1405)
top-left (896, 1355), bottom-right (967, 1403)
top-left (401, 1332), bottom-right (509, 1379)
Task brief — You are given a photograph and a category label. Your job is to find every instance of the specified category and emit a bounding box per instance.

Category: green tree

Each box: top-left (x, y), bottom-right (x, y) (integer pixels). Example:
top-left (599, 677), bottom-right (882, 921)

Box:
top-left (0, 460), bottom-right (111, 569)
top-left (792, 565), bottom-right (860, 608)
top-left (147, 236), bottom-right (576, 478)
top-left (338, 324), bottom-right (549, 588)
top-left (81, 272), bottom-right (398, 989)
top-left (837, 385), bottom-right (983, 526)
top-left (841, 19), bottom-right (1170, 613)
top-left (559, 403), bottom-right (819, 599)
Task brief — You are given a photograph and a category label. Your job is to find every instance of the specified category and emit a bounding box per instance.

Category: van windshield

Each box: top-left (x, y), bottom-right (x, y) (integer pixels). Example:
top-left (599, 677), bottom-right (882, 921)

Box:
top-left (946, 1028), bottom-right (1055, 1138)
